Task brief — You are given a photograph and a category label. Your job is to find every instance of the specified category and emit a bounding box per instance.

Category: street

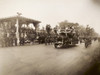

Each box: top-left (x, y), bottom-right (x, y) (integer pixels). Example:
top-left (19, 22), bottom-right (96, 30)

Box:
top-left (0, 41), bottom-right (100, 75)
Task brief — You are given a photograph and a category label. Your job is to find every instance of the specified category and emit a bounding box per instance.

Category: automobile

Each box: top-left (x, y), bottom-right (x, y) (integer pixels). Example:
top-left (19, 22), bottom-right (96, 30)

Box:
top-left (54, 29), bottom-right (79, 48)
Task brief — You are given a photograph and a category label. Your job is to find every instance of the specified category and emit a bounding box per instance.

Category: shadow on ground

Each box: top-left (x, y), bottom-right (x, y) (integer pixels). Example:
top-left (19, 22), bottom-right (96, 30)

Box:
top-left (55, 44), bottom-right (78, 50)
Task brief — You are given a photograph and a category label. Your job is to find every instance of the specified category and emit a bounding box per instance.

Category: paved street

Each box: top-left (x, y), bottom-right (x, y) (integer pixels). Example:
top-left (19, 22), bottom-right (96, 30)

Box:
top-left (0, 41), bottom-right (100, 75)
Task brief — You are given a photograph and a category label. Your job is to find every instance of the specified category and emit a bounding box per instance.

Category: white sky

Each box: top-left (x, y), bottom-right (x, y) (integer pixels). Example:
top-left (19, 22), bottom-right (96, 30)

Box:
top-left (0, 0), bottom-right (100, 34)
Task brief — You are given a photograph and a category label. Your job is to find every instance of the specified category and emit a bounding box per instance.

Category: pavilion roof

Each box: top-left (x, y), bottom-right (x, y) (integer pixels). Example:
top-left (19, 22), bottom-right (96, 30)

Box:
top-left (0, 15), bottom-right (41, 24)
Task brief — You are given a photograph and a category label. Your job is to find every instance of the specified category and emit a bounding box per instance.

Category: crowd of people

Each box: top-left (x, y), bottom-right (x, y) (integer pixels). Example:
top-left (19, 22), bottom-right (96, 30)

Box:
top-left (0, 25), bottom-right (99, 48)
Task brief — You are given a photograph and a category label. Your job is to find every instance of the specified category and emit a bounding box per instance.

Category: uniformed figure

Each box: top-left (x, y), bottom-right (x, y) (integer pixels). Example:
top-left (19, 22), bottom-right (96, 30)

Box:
top-left (9, 32), bottom-right (13, 46)
top-left (86, 25), bottom-right (91, 36)
top-left (2, 31), bottom-right (7, 47)
top-left (6, 32), bottom-right (10, 47)
top-left (66, 26), bottom-right (74, 38)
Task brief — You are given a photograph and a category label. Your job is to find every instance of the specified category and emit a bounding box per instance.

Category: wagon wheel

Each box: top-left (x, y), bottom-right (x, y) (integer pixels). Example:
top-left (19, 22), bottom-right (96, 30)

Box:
top-left (85, 43), bottom-right (88, 48)
top-left (54, 43), bottom-right (62, 48)
top-left (54, 44), bottom-right (58, 48)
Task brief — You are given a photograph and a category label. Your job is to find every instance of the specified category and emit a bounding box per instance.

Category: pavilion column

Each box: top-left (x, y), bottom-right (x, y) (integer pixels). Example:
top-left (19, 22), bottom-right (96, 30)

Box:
top-left (15, 18), bottom-right (20, 45)
top-left (33, 23), bottom-right (39, 33)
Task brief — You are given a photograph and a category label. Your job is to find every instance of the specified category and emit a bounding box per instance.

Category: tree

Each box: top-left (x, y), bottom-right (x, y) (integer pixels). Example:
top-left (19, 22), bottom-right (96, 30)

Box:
top-left (59, 20), bottom-right (79, 29)
top-left (59, 20), bottom-right (68, 29)
top-left (58, 20), bottom-right (99, 38)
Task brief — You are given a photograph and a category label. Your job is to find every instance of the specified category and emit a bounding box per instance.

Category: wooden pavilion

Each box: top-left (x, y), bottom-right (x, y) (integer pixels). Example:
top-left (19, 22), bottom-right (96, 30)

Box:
top-left (0, 15), bottom-right (41, 45)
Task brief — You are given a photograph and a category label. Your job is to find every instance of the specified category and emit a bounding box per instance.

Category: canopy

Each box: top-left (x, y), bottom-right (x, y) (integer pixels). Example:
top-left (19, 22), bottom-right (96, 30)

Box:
top-left (0, 15), bottom-right (41, 27)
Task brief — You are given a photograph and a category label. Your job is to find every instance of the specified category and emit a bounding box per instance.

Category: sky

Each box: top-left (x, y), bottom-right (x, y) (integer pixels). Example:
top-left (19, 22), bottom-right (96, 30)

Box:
top-left (0, 0), bottom-right (100, 34)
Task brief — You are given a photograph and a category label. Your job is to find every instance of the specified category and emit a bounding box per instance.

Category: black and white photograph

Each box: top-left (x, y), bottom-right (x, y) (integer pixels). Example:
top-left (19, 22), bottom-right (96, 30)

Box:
top-left (0, 0), bottom-right (100, 75)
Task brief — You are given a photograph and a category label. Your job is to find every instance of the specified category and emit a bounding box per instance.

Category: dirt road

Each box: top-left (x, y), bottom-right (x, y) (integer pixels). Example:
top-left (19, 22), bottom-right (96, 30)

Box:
top-left (0, 41), bottom-right (100, 75)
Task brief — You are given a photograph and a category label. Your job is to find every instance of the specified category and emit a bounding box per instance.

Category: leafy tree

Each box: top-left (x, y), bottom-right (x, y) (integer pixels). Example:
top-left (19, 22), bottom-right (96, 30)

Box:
top-left (58, 20), bottom-right (99, 38)
top-left (59, 20), bottom-right (68, 29)
top-left (59, 20), bottom-right (79, 29)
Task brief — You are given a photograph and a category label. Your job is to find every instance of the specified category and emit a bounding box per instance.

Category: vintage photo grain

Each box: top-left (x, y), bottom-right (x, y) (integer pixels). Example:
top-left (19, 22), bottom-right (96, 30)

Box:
top-left (0, 0), bottom-right (100, 75)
